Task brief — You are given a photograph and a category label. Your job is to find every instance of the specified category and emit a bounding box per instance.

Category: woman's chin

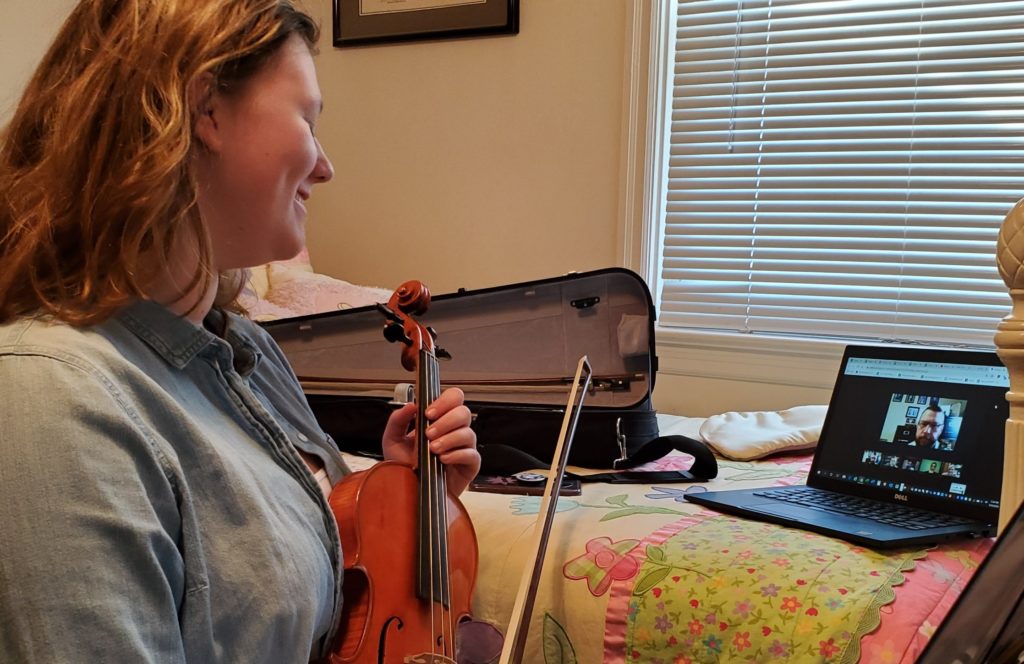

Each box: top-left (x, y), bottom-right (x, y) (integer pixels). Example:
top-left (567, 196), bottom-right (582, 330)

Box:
top-left (269, 231), bottom-right (307, 264)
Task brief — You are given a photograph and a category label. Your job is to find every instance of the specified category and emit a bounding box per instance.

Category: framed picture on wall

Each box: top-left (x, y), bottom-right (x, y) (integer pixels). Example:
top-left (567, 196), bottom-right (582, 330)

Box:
top-left (906, 406), bottom-right (920, 419)
top-left (334, 0), bottom-right (519, 47)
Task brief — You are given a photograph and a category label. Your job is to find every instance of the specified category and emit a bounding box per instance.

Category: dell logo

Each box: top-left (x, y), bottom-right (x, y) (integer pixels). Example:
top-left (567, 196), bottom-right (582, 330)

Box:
top-left (894, 493), bottom-right (908, 502)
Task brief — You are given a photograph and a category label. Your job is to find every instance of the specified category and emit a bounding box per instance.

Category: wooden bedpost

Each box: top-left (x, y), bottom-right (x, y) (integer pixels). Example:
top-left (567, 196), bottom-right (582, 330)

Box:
top-left (995, 199), bottom-right (1024, 532)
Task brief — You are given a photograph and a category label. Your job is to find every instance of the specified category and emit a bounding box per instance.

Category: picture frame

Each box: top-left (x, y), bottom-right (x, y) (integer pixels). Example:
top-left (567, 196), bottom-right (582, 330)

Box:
top-left (906, 406), bottom-right (920, 418)
top-left (333, 0), bottom-right (519, 48)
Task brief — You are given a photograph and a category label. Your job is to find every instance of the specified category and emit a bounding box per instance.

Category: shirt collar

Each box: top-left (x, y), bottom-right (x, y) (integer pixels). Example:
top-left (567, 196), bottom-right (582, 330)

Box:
top-left (117, 300), bottom-right (216, 370)
top-left (208, 307), bottom-right (264, 376)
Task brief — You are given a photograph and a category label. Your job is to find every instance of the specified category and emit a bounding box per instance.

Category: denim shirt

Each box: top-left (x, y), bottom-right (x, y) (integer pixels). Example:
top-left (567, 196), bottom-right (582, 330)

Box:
top-left (0, 301), bottom-right (349, 663)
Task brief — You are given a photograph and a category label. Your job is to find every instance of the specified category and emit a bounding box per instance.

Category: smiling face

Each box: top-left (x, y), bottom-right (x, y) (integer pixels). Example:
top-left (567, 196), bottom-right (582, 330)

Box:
top-left (193, 34), bottom-right (333, 271)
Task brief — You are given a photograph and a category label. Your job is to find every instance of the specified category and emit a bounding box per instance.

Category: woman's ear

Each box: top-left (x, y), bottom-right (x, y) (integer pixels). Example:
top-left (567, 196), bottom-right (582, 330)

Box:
top-left (189, 72), bottom-right (222, 153)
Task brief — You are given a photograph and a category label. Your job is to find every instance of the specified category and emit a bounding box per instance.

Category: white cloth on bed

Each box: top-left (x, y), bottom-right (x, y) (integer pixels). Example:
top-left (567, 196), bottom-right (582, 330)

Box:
top-left (239, 251), bottom-right (390, 321)
top-left (697, 404), bottom-right (828, 460)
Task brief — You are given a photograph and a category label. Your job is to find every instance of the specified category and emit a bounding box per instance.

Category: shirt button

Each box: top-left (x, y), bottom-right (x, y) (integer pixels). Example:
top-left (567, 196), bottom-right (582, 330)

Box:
top-left (297, 433), bottom-right (309, 442)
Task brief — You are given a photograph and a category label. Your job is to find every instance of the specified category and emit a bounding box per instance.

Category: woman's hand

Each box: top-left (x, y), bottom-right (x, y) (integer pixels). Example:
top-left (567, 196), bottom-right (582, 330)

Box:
top-left (381, 387), bottom-right (480, 496)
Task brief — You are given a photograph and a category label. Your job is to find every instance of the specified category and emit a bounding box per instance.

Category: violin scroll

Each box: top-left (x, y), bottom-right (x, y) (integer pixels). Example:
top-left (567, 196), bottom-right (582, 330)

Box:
top-left (378, 280), bottom-right (434, 372)
top-left (392, 280), bottom-right (431, 317)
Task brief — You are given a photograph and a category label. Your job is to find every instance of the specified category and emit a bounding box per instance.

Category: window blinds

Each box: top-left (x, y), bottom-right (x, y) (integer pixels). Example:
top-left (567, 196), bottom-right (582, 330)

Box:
top-left (661, 0), bottom-right (1023, 347)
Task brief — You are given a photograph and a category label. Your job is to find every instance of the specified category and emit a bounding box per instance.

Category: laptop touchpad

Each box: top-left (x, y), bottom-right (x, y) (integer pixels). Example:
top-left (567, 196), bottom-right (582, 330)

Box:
top-left (748, 503), bottom-right (816, 519)
top-left (748, 502), bottom-right (859, 528)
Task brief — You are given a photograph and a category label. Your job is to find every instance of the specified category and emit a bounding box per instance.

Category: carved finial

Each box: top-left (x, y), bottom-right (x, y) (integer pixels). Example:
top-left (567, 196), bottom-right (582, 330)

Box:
top-left (994, 199), bottom-right (1024, 532)
top-left (997, 199), bottom-right (1024, 290)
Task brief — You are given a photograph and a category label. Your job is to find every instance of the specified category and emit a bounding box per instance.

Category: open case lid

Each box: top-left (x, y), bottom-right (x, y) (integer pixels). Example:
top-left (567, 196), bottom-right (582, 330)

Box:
top-left (263, 268), bottom-right (657, 409)
top-left (917, 498), bottom-right (1024, 663)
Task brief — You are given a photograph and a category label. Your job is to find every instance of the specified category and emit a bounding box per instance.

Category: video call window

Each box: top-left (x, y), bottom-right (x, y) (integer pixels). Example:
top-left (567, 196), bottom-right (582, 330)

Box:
top-left (879, 394), bottom-right (967, 451)
top-left (862, 450), bottom-right (882, 465)
top-left (942, 462), bottom-right (963, 479)
top-left (861, 447), bottom-right (965, 481)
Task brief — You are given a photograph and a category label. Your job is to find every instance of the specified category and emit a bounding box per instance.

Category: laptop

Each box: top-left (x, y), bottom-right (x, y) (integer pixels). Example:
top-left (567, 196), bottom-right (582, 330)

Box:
top-left (685, 344), bottom-right (1009, 549)
top-left (917, 497), bottom-right (1024, 663)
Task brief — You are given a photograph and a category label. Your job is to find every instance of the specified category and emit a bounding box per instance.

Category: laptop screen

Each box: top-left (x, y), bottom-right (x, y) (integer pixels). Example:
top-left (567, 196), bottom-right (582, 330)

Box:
top-left (808, 345), bottom-right (1009, 522)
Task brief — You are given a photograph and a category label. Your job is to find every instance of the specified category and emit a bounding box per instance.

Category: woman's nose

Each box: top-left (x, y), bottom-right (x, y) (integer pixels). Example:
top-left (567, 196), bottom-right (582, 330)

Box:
top-left (312, 138), bottom-right (334, 183)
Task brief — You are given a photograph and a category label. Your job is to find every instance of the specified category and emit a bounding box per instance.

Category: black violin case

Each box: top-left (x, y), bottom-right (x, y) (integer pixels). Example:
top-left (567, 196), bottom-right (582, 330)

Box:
top-left (263, 268), bottom-right (716, 482)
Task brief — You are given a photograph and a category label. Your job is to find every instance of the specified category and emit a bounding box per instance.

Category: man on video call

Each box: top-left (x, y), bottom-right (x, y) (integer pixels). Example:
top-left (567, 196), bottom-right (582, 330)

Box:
top-left (912, 404), bottom-right (946, 448)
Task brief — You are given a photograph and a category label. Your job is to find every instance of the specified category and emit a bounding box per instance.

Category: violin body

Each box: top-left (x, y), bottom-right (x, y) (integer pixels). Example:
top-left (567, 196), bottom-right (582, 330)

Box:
top-left (327, 461), bottom-right (478, 664)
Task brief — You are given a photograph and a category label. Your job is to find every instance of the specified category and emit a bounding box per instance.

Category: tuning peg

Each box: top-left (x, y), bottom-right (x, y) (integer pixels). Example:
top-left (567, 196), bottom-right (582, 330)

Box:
top-left (435, 346), bottom-right (452, 360)
top-left (384, 322), bottom-right (411, 345)
top-left (375, 303), bottom-right (403, 324)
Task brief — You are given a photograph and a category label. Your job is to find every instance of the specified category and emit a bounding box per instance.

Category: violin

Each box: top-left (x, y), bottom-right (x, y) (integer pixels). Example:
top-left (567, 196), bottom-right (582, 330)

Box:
top-left (325, 281), bottom-right (490, 664)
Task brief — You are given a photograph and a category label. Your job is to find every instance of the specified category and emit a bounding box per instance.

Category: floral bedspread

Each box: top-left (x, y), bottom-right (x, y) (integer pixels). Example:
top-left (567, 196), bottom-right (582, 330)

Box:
top-left (440, 415), bottom-right (992, 664)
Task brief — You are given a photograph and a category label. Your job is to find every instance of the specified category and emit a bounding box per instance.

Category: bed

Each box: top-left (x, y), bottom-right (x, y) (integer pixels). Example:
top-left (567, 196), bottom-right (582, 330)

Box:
top-left (342, 422), bottom-right (989, 664)
top-left (245, 252), bottom-right (1000, 663)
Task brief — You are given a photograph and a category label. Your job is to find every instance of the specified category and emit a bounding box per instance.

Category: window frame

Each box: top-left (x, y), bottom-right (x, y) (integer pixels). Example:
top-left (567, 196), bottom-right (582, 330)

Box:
top-left (620, 0), bottom-right (1011, 391)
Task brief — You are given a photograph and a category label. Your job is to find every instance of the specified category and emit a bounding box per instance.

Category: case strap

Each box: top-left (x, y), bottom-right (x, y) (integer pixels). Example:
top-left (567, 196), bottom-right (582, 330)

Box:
top-left (608, 434), bottom-right (718, 478)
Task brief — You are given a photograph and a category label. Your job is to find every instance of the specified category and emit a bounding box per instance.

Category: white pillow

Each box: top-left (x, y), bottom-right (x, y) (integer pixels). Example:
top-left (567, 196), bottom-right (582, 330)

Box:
top-left (265, 263), bottom-right (391, 315)
top-left (237, 249), bottom-right (310, 312)
top-left (698, 405), bottom-right (828, 461)
top-left (246, 265), bottom-right (271, 299)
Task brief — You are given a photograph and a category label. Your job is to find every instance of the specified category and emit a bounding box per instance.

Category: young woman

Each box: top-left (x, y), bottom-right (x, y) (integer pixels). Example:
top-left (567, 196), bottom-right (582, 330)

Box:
top-left (0, 2), bottom-right (479, 662)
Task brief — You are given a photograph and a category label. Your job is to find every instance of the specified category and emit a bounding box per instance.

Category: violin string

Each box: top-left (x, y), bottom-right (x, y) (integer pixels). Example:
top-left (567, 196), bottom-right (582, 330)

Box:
top-left (429, 354), bottom-right (440, 658)
top-left (432, 350), bottom-right (454, 659)
top-left (442, 474), bottom-right (455, 659)
top-left (432, 355), bottom-right (456, 658)
top-left (423, 350), bottom-right (440, 659)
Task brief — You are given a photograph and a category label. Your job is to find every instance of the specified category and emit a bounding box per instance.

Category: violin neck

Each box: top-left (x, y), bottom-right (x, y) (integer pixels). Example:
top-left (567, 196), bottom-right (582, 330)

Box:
top-left (417, 349), bottom-right (450, 607)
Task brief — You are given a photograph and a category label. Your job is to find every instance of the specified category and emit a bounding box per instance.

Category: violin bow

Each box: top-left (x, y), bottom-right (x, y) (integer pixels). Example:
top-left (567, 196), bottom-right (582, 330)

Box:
top-left (498, 356), bottom-right (593, 664)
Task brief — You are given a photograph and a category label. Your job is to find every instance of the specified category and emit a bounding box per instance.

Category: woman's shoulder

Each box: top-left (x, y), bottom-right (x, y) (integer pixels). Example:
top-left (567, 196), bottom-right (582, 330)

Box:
top-left (0, 304), bottom-right (201, 379)
top-left (0, 315), bottom-right (115, 364)
top-left (0, 316), bottom-right (169, 417)
top-left (0, 316), bottom-right (167, 454)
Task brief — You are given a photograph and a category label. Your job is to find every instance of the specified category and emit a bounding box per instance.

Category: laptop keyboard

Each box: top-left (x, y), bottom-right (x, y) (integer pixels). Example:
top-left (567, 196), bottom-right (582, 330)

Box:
top-left (753, 486), bottom-right (973, 530)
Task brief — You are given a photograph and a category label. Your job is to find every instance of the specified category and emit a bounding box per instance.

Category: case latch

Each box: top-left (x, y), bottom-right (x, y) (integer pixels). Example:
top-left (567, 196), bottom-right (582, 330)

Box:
top-left (571, 296), bottom-right (601, 309)
top-left (613, 417), bottom-right (629, 467)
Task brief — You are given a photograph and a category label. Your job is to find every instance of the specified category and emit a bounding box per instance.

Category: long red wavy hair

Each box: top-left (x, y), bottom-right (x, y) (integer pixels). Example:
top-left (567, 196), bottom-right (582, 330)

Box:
top-left (0, 0), bottom-right (318, 325)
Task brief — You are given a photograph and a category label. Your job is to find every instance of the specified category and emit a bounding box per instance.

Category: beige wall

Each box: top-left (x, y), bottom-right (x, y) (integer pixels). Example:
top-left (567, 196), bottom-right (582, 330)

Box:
top-left (300, 0), bottom-right (626, 294)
